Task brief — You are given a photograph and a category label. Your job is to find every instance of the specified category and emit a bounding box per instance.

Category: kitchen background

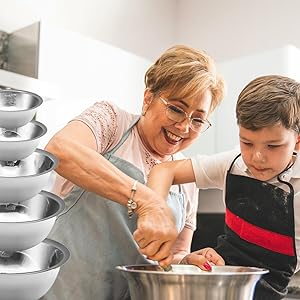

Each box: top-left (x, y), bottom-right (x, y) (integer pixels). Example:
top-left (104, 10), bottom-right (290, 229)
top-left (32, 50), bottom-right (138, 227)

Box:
top-left (1, 1), bottom-right (300, 298)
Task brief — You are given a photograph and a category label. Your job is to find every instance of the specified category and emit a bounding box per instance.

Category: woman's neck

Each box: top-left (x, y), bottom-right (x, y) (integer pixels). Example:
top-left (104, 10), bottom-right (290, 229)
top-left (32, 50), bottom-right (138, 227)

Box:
top-left (136, 121), bottom-right (172, 162)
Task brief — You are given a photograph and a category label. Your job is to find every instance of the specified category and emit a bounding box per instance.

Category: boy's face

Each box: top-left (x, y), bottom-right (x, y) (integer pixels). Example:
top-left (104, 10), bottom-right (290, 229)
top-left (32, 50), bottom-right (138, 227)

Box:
top-left (239, 123), bottom-right (300, 181)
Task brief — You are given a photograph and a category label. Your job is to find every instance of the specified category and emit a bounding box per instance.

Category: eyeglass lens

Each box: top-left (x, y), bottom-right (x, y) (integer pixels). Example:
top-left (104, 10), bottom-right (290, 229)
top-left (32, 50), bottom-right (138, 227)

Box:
top-left (166, 104), bottom-right (209, 132)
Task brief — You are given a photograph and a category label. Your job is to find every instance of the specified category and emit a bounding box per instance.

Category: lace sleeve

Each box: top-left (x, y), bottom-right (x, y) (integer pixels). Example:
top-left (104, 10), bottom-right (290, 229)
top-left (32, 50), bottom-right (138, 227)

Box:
top-left (74, 101), bottom-right (119, 153)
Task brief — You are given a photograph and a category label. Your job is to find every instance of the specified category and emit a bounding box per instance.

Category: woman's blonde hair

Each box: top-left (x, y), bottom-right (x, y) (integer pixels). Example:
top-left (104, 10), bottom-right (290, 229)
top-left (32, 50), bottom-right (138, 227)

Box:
top-left (144, 45), bottom-right (225, 113)
top-left (236, 75), bottom-right (300, 133)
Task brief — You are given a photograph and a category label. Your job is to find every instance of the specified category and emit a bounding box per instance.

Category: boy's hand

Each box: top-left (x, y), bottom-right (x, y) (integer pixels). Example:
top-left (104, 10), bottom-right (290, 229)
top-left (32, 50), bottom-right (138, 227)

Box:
top-left (179, 247), bottom-right (225, 271)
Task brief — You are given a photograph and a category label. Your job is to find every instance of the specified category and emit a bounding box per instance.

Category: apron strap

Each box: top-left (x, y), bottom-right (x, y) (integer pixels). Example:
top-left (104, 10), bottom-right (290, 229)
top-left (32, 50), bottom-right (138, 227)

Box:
top-left (276, 152), bottom-right (297, 194)
top-left (106, 115), bottom-right (140, 159)
top-left (228, 153), bottom-right (241, 173)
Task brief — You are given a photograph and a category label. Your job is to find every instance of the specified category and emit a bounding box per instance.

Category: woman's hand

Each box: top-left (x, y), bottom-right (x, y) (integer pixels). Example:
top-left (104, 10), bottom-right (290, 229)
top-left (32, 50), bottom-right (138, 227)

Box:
top-left (133, 199), bottom-right (178, 266)
top-left (179, 247), bottom-right (225, 271)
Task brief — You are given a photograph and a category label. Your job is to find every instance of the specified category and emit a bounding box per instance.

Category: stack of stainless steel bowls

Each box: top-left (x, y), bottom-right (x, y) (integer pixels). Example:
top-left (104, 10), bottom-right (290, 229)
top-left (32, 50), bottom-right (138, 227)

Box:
top-left (0, 89), bottom-right (70, 300)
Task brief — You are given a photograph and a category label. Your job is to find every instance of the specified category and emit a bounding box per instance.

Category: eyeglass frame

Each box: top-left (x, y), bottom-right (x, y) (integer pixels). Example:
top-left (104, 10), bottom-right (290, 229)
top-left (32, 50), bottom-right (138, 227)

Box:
top-left (159, 97), bottom-right (212, 133)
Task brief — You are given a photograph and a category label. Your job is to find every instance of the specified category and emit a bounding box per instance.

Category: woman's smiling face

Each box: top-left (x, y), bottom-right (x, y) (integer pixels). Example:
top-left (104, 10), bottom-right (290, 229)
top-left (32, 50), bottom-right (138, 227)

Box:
top-left (138, 89), bottom-right (212, 160)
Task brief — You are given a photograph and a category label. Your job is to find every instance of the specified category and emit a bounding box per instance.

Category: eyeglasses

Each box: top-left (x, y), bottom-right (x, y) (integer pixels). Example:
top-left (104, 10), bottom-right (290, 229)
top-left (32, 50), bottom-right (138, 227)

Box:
top-left (159, 97), bottom-right (211, 133)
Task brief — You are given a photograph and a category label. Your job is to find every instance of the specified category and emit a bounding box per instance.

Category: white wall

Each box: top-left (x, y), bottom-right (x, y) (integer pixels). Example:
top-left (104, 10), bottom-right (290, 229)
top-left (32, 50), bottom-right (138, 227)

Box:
top-left (0, 1), bottom-right (175, 148)
top-left (0, 0), bottom-right (175, 61)
top-left (36, 22), bottom-right (151, 147)
top-left (184, 45), bottom-right (300, 157)
top-left (2, 0), bottom-right (300, 63)
top-left (176, 0), bottom-right (300, 62)
top-left (215, 45), bottom-right (300, 152)
top-left (185, 45), bottom-right (300, 213)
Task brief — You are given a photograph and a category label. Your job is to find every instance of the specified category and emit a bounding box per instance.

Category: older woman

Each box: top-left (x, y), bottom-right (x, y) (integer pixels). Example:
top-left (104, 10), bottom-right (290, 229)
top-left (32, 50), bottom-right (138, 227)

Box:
top-left (43, 45), bottom-right (225, 300)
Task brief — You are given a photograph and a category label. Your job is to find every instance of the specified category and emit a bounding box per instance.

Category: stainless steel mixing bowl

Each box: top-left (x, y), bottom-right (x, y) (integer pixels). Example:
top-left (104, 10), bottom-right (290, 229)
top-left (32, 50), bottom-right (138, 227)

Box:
top-left (0, 238), bottom-right (70, 300)
top-left (0, 89), bottom-right (43, 129)
top-left (0, 190), bottom-right (65, 251)
top-left (117, 264), bottom-right (269, 300)
top-left (0, 120), bottom-right (47, 161)
top-left (0, 149), bottom-right (57, 203)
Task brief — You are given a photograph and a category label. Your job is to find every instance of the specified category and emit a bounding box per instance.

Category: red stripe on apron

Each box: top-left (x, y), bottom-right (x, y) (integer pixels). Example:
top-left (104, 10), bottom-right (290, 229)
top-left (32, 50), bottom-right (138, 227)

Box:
top-left (226, 208), bottom-right (295, 256)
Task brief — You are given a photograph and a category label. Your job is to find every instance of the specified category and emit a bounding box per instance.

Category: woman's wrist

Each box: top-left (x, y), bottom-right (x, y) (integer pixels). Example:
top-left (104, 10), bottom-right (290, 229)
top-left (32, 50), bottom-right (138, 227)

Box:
top-left (127, 180), bottom-right (138, 218)
top-left (133, 185), bottom-right (171, 218)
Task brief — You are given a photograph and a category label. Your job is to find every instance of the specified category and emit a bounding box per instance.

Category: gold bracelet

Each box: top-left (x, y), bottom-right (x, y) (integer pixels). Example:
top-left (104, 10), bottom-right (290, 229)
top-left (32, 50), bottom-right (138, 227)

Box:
top-left (127, 180), bottom-right (138, 218)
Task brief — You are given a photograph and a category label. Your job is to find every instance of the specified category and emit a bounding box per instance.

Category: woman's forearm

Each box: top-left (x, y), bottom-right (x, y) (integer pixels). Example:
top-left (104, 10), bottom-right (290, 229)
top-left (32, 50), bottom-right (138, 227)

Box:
top-left (45, 127), bottom-right (177, 217)
top-left (46, 134), bottom-right (134, 206)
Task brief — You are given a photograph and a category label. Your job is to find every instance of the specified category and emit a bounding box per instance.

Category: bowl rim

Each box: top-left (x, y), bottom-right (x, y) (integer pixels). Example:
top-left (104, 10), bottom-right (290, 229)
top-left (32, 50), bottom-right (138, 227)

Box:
top-left (0, 190), bottom-right (65, 224)
top-left (0, 149), bottom-right (58, 178)
top-left (0, 238), bottom-right (70, 276)
top-left (0, 89), bottom-right (43, 112)
top-left (0, 120), bottom-right (47, 143)
top-left (116, 264), bottom-right (269, 276)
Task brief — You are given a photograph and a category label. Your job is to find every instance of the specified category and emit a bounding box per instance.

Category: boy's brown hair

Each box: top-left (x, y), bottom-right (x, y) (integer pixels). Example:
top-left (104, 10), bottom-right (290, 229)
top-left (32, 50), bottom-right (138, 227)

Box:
top-left (236, 75), bottom-right (300, 133)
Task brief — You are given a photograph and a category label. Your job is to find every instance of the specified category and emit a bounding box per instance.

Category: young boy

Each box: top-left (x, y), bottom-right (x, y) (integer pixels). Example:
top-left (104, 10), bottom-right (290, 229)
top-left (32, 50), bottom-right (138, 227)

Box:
top-left (147, 75), bottom-right (300, 300)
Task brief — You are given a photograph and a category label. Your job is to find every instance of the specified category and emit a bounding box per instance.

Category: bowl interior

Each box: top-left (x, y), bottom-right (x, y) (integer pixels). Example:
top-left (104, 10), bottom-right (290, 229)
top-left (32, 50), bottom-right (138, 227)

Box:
top-left (0, 191), bottom-right (64, 223)
top-left (0, 121), bottom-right (47, 142)
top-left (0, 149), bottom-right (57, 177)
top-left (0, 90), bottom-right (43, 112)
top-left (0, 239), bottom-right (70, 274)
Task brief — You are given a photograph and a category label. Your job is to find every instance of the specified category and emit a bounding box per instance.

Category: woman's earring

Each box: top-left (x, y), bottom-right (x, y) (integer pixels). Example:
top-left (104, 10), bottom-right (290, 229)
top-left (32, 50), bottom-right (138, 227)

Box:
top-left (142, 110), bottom-right (146, 116)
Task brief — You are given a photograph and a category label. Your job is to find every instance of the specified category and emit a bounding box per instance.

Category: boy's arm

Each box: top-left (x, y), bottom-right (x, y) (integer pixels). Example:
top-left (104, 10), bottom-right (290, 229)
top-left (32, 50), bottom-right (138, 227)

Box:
top-left (147, 159), bottom-right (196, 197)
top-left (148, 158), bottom-right (225, 270)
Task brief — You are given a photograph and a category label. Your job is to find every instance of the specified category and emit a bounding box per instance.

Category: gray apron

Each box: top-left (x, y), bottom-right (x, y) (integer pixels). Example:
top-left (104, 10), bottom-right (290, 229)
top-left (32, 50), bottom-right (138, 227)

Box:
top-left (42, 117), bottom-right (186, 300)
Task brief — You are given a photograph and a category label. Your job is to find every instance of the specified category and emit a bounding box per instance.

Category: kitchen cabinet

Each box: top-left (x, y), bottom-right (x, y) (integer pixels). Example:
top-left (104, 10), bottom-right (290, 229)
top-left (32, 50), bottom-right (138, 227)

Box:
top-left (185, 44), bottom-right (300, 157)
top-left (1, 21), bottom-right (152, 148)
top-left (36, 21), bottom-right (151, 147)
top-left (183, 45), bottom-right (300, 213)
top-left (0, 21), bottom-right (152, 147)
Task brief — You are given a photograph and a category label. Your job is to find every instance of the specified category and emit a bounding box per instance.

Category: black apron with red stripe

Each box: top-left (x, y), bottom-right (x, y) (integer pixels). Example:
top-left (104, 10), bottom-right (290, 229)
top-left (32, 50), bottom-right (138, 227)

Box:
top-left (215, 154), bottom-right (297, 300)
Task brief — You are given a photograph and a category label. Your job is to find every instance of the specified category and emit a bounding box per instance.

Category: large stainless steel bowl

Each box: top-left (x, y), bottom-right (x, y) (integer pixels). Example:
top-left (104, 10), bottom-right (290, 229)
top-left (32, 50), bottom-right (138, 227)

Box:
top-left (0, 238), bottom-right (70, 300)
top-left (0, 121), bottom-right (47, 161)
top-left (0, 149), bottom-right (57, 203)
top-left (0, 89), bottom-right (43, 129)
top-left (0, 190), bottom-right (65, 251)
top-left (117, 264), bottom-right (269, 300)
